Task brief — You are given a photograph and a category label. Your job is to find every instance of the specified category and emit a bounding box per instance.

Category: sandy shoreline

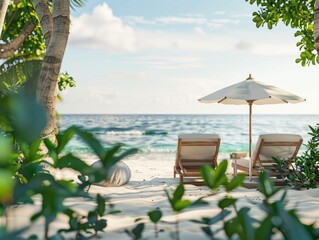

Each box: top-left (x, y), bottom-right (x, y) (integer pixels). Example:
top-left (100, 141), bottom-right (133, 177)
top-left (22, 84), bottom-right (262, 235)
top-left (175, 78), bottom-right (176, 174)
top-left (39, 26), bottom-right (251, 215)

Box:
top-left (7, 155), bottom-right (319, 239)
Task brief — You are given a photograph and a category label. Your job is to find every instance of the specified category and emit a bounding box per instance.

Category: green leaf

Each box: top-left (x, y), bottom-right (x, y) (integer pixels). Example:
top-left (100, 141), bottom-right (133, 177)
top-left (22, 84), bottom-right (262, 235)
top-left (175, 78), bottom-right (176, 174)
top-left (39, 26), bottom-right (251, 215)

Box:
top-left (252, 16), bottom-right (261, 23)
top-left (101, 144), bottom-right (122, 167)
top-left (201, 165), bottom-right (215, 188)
top-left (201, 226), bottom-right (213, 238)
top-left (255, 216), bottom-right (273, 240)
top-left (191, 209), bottom-right (231, 225)
top-left (258, 171), bottom-right (279, 198)
top-left (218, 197), bottom-right (237, 209)
top-left (274, 201), bottom-right (314, 239)
top-left (0, 169), bottom-right (14, 203)
top-left (132, 223), bottom-right (144, 240)
top-left (56, 154), bottom-right (91, 175)
top-left (173, 184), bottom-right (185, 202)
top-left (237, 207), bottom-right (255, 239)
top-left (31, 212), bottom-right (42, 222)
top-left (225, 175), bottom-right (246, 192)
top-left (0, 60), bottom-right (42, 95)
top-left (105, 147), bottom-right (138, 169)
top-left (43, 138), bottom-right (56, 153)
top-left (75, 128), bottom-right (105, 159)
top-left (148, 209), bottom-right (162, 223)
top-left (304, 165), bottom-right (310, 177)
top-left (210, 160), bottom-right (228, 189)
top-left (208, 209), bottom-right (231, 225)
top-left (201, 160), bottom-right (227, 190)
top-left (107, 210), bottom-right (121, 215)
top-left (164, 185), bottom-right (195, 213)
top-left (10, 93), bottom-right (47, 143)
top-left (94, 219), bottom-right (107, 232)
top-left (224, 219), bottom-right (238, 237)
top-left (175, 199), bottom-right (192, 212)
top-left (96, 194), bottom-right (105, 216)
top-left (191, 197), bottom-right (209, 207)
top-left (294, 31), bottom-right (303, 37)
top-left (56, 127), bottom-right (76, 154)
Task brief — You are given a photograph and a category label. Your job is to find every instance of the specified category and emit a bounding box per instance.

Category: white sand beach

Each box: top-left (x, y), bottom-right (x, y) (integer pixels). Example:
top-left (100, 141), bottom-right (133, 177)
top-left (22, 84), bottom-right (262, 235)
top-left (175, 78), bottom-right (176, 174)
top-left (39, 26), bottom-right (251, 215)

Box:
top-left (7, 154), bottom-right (319, 239)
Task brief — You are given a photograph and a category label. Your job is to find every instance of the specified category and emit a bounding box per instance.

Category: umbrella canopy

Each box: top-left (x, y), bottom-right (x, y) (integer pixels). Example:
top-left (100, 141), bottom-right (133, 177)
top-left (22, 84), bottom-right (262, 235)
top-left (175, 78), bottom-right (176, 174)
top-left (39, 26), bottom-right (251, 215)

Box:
top-left (198, 74), bottom-right (305, 157)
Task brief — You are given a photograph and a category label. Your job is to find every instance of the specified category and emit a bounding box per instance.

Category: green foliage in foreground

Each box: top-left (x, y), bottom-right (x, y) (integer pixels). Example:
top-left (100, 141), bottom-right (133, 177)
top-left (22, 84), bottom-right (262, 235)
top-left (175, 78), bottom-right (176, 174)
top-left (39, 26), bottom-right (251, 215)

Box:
top-left (0, 92), bottom-right (135, 239)
top-left (274, 123), bottom-right (319, 189)
top-left (199, 163), bottom-right (318, 239)
top-left (127, 160), bottom-right (319, 239)
top-left (0, 92), bottom-right (318, 239)
top-left (246, 0), bottom-right (318, 66)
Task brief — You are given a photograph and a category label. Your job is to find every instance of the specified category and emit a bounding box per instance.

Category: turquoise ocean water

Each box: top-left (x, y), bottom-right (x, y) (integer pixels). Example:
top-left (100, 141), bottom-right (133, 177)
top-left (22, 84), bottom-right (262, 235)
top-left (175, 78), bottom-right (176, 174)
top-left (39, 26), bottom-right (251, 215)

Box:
top-left (60, 114), bottom-right (318, 158)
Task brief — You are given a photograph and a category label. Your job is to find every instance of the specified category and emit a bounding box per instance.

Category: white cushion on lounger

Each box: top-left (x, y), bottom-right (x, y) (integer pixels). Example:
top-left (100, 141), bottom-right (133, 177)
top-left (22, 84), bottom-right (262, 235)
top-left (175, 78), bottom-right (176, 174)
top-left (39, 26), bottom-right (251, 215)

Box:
top-left (179, 134), bottom-right (220, 141)
top-left (91, 160), bottom-right (131, 187)
top-left (235, 158), bottom-right (250, 168)
top-left (178, 134), bottom-right (220, 161)
top-left (252, 134), bottom-right (302, 161)
top-left (233, 133), bottom-right (303, 182)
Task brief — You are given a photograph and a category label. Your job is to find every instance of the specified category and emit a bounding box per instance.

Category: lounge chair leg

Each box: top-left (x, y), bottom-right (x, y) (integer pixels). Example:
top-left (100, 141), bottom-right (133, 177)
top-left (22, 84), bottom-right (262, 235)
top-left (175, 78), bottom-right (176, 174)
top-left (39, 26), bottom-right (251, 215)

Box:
top-left (180, 176), bottom-right (183, 184)
top-left (174, 170), bottom-right (176, 178)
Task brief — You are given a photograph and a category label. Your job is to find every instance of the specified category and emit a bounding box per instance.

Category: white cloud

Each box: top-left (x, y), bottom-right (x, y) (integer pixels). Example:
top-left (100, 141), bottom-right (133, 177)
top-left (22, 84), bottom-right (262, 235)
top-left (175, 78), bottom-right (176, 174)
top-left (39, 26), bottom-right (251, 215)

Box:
top-left (194, 27), bottom-right (206, 35)
top-left (230, 13), bottom-right (253, 18)
top-left (109, 71), bottom-right (149, 82)
top-left (69, 3), bottom-right (137, 52)
top-left (59, 85), bottom-right (120, 113)
top-left (207, 18), bottom-right (240, 28)
top-left (134, 30), bottom-right (235, 52)
top-left (235, 40), bottom-right (253, 50)
top-left (127, 55), bottom-right (205, 69)
top-left (155, 16), bottom-right (207, 25)
top-left (123, 14), bottom-right (238, 29)
top-left (124, 16), bottom-right (155, 25)
top-left (68, 3), bottom-right (298, 56)
top-left (214, 11), bottom-right (226, 15)
top-left (252, 42), bottom-right (297, 56)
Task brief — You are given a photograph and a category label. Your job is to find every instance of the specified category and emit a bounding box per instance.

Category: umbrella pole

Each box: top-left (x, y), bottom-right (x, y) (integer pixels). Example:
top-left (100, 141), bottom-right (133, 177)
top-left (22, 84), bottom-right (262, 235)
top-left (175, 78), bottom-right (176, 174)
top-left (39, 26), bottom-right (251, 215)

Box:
top-left (248, 101), bottom-right (253, 157)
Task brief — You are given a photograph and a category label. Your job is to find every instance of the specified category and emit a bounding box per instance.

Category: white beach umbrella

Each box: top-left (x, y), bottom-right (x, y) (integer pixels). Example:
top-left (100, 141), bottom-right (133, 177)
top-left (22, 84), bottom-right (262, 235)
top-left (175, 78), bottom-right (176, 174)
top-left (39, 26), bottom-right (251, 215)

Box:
top-left (198, 74), bottom-right (305, 157)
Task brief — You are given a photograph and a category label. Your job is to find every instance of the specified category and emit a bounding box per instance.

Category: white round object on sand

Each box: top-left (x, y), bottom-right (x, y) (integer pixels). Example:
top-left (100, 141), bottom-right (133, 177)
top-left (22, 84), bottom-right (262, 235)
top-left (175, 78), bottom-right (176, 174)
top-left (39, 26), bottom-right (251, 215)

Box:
top-left (91, 160), bottom-right (131, 187)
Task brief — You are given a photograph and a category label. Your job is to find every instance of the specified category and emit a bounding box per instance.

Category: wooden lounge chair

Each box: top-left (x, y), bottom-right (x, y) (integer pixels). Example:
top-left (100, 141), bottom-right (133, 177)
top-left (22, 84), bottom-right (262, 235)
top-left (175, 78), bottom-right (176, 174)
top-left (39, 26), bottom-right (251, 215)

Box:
top-left (232, 134), bottom-right (303, 181)
top-left (174, 134), bottom-right (221, 184)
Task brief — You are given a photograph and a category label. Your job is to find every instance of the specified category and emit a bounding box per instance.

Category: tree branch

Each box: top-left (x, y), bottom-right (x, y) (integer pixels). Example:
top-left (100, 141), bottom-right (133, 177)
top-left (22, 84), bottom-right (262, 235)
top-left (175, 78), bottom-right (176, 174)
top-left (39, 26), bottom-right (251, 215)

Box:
top-left (0, 22), bottom-right (36, 59)
top-left (0, 0), bottom-right (10, 36)
top-left (33, 0), bottom-right (53, 46)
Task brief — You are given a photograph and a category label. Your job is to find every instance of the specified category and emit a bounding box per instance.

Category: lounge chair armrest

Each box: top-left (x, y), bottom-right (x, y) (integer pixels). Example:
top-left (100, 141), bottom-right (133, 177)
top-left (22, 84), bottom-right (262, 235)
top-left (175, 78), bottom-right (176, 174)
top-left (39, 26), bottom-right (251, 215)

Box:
top-left (230, 156), bottom-right (252, 177)
top-left (230, 152), bottom-right (247, 159)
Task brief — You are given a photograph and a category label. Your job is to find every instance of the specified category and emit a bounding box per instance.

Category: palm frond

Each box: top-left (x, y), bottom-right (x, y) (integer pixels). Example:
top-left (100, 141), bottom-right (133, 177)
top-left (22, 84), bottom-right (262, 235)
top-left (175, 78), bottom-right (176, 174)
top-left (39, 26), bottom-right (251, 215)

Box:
top-left (0, 59), bottom-right (42, 95)
top-left (70, 0), bottom-right (86, 10)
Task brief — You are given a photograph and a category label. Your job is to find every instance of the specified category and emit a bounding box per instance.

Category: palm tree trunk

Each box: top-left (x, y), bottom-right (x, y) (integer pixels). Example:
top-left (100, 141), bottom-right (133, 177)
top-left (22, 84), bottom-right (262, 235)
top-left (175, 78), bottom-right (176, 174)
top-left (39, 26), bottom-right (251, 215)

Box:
top-left (315, 0), bottom-right (319, 53)
top-left (36, 0), bottom-right (70, 139)
top-left (0, 0), bottom-right (10, 36)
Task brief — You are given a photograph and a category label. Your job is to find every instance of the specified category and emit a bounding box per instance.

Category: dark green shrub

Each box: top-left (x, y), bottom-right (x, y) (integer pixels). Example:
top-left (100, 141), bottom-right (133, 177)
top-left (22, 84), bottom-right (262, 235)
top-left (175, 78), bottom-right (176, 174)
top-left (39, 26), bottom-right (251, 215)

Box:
top-left (295, 124), bottom-right (319, 188)
top-left (274, 124), bottom-right (319, 189)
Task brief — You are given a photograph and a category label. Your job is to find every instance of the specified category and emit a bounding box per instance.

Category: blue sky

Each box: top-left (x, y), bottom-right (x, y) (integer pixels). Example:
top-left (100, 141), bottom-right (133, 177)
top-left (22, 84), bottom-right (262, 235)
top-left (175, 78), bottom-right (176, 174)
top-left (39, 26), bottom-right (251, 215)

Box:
top-left (58, 0), bottom-right (319, 114)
